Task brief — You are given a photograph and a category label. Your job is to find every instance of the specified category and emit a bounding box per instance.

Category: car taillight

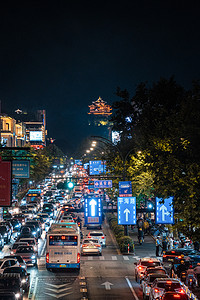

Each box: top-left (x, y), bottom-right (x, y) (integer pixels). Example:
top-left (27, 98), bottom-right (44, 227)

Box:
top-left (77, 253), bottom-right (80, 263)
top-left (179, 289), bottom-right (185, 294)
top-left (173, 295), bottom-right (180, 298)
top-left (154, 289), bottom-right (159, 293)
top-left (138, 266), bottom-right (142, 270)
top-left (163, 255), bottom-right (166, 257)
top-left (96, 245), bottom-right (101, 247)
top-left (101, 236), bottom-right (104, 239)
top-left (46, 252), bottom-right (49, 263)
top-left (177, 256), bottom-right (182, 259)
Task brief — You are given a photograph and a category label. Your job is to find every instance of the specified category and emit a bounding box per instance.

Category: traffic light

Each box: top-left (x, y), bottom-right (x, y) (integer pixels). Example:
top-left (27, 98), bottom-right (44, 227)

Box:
top-left (67, 181), bottom-right (74, 189)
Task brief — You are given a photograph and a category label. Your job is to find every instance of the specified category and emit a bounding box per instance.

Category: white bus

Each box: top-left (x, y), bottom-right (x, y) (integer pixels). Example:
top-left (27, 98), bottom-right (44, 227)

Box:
top-left (46, 224), bottom-right (80, 270)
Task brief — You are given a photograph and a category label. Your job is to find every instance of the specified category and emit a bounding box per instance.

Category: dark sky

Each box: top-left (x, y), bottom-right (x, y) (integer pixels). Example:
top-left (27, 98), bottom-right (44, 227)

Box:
top-left (1, 1), bottom-right (200, 155)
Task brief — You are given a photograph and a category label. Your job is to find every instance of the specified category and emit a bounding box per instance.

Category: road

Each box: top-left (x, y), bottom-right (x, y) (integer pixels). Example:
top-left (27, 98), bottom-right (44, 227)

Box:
top-left (3, 215), bottom-right (199, 300)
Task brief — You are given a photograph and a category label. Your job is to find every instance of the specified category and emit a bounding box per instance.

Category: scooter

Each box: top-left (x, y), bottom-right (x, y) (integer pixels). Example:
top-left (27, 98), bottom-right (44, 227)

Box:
top-left (180, 271), bottom-right (187, 283)
top-left (186, 274), bottom-right (197, 288)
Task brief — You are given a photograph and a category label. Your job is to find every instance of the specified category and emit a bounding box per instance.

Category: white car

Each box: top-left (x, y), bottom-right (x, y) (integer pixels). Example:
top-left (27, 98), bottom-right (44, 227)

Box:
top-left (0, 258), bottom-right (20, 273)
top-left (87, 231), bottom-right (106, 247)
top-left (149, 278), bottom-right (184, 300)
top-left (18, 238), bottom-right (38, 253)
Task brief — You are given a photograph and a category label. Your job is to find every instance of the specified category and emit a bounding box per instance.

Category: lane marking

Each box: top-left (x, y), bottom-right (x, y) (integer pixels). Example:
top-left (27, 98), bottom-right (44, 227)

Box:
top-left (125, 276), bottom-right (139, 300)
top-left (123, 256), bottom-right (129, 261)
top-left (41, 239), bottom-right (46, 257)
top-left (100, 256), bottom-right (105, 260)
top-left (112, 256), bottom-right (117, 260)
top-left (88, 256), bottom-right (93, 260)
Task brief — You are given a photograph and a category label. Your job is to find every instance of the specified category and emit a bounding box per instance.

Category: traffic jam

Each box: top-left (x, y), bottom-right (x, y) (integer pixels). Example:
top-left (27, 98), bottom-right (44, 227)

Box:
top-left (0, 161), bottom-right (200, 300)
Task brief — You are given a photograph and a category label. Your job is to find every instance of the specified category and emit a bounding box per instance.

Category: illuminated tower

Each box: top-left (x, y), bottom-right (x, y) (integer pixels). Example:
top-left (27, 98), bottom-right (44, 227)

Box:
top-left (88, 97), bottom-right (112, 139)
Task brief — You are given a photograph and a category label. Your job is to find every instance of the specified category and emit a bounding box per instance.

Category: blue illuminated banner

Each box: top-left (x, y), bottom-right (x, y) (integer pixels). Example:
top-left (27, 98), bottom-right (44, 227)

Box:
top-left (89, 161), bottom-right (106, 175)
top-left (84, 163), bottom-right (89, 170)
top-left (119, 181), bottom-right (132, 197)
top-left (84, 196), bottom-right (102, 225)
top-left (156, 197), bottom-right (174, 224)
top-left (75, 160), bottom-right (82, 166)
top-left (12, 160), bottom-right (30, 178)
top-left (118, 197), bottom-right (136, 225)
top-left (94, 180), bottom-right (112, 188)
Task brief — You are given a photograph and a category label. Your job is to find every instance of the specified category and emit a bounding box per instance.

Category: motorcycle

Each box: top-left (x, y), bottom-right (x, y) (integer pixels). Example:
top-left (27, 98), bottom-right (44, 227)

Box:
top-left (186, 274), bottom-right (197, 288)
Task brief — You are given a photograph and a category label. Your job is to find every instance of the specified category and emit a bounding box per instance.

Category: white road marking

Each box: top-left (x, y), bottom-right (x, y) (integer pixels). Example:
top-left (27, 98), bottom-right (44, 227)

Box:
top-left (32, 276), bottom-right (39, 300)
top-left (123, 256), bottom-right (129, 261)
top-left (112, 256), bottom-right (117, 260)
top-left (125, 276), bottom-right (139, 300)
top-left (88, 256), bottom-right (93, 260)
top-left (100, 256), bottom-right (105, 260)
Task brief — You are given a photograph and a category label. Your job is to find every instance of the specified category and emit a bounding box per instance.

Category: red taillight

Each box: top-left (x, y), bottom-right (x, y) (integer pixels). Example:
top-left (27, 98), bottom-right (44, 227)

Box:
top-left (77, 253), bottom-right (80, 263)
top-left (171, 251), bottom-right (175, 253)
top-left (46, 252), bottom-right (49, 263)
top-left (178, 256), bottom-right (182, 259)
top-left (166, 281), bottom-right (172, 284)
top-left (102, 236), bottom-right (104, 239)
top-left (154, 289), bottom-right (159, 293)
top-left (174, 295), bottom-right (181, 298)
top-left (138, 266), bottom-right (142, 270)
top-left (179, 289), bottom-right (185, 294)
top-left (163, 255), bottom-right (166, 257)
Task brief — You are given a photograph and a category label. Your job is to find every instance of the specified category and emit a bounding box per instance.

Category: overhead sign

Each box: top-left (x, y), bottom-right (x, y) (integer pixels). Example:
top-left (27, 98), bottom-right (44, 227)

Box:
top-left (12, 160), bottom-right (30, 178)
top-left (118, 197), bottom-right (136, 225)
top-left (119, 181), bottom-right (132, 197)
top-left (0, 161), bottom-right (12, 207)
top-left (75, 160), bottom-right (82, 166)
top-left (94, 180), bottom-right (112, 188)
top-left (84, 196), bottom-right (102, 225)
top-left (89, 160), bottom-right (106, 175)
top-left (155, 197), bottom-right (174, 224)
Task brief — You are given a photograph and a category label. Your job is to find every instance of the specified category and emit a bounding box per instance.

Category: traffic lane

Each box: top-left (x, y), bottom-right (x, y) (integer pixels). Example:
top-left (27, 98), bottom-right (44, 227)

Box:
top-left (27, 269), bottom-right (83, 300)
top-left (81, 217), bottom-right (120, 255)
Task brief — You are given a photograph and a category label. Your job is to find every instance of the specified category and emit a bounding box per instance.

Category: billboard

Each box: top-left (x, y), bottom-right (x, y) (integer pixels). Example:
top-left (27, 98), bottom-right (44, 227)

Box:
top-left (89, 160), bottom-right (106, 175)
top-left (0, 161), bottom-right (12, 207)
top-left (30, 131), bottom-right (43, 141)
top-left (12, 160), bottom-right (30, 178)
top-left (155, 197), bottom-right (174, 224)
top-left (118, 197), bottom-right (136, 225)
top-left (119, 181), bottom-right (132, 197)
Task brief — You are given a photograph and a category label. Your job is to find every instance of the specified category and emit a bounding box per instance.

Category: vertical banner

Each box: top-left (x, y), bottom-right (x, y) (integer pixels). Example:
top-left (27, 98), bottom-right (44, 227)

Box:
top-left (0, 161), bottom-right (12, 207)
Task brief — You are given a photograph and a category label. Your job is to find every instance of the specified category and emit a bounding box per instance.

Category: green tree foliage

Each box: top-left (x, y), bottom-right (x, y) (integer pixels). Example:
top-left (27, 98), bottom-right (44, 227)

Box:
top-left (110, 77), bottom-right (200, 240)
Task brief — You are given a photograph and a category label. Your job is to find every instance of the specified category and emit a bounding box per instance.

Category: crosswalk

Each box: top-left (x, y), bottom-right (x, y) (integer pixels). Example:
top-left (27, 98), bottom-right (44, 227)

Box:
top-left (81, 255), bottom-right (133, 261)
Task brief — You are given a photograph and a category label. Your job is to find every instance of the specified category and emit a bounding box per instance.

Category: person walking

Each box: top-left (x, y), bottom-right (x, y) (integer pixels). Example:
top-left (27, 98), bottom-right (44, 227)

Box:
top-left (156, 236), bottom-right (160, 256)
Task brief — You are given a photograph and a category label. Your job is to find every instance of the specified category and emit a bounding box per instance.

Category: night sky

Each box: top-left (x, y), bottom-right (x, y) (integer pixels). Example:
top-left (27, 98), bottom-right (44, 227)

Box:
top-left (1, 1), bottom-right (200, 155)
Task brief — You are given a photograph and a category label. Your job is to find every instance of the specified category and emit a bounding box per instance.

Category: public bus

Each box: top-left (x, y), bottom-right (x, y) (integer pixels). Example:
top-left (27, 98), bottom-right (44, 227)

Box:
top-left (46, 224), bottom-right (80, 270)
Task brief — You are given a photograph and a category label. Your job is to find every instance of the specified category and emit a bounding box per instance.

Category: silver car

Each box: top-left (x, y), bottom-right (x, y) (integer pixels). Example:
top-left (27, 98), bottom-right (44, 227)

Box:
top-left (81, 239), bottom-right (102, 256)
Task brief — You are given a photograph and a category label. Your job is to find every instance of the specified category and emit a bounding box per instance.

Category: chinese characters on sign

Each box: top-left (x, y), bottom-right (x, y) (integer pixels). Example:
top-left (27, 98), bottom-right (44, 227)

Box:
top-left (12, 160), bottom-right (30, 178)
top-left (89, 160), bottom-right (106, 175)
top-left (119, 181), bottom-right (132, 197)
top-left (118, 197), bottom-right (136, 225)
top-left (94, 180), bottom-right (112, 188)
top-left (0, 161), bottom-right (12, 207)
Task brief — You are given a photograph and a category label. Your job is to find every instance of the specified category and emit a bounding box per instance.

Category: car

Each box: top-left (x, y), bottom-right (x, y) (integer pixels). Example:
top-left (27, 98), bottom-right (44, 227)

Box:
top-left (0, 258), bottom-right (20, 274)
top-left (135, 258), bottom-right (162, 282)
top-left (87, 231), bottom-right (106, 247)
top-left (3, 266), bottom-right (30, 292)
top-left (25, 220), bottom-right (42, 237)
top-left (163, 249), bottom-right (199, 264)
top-left (160, 292), bottom-right (189, 300)
top-left (13, 214), bottom-right (26, 225)
top-left (10, 219), bottom-right (21, 232)
top-left (0, 225), bottom-right (12, 243)
top-left (20, 224), bottom-right (38, 239)
top-left (16, 245), bottom-right (37, 267)
top-left (10, 242), bottom-right (29, 255)
top-left (0, 221), bottom-right (13, 234)
top-left (18, 238), bottom-right (38, 253)
top-left (0, 291), bottom-right (17, 300)
top-left (0, 273), bottom-right (23, 300)
top-left (60, 215), bottom-right (74, 223)
top-left (143, 266), bottom-right (168, 279)
top-left (81, 238), bottom-right (102, 256)
top-left (4, 255), bottom-right (27, 270)
top-left (149, 278), bottom-right (185, 300)
top-left (142, 273), bottom-right (169, 300)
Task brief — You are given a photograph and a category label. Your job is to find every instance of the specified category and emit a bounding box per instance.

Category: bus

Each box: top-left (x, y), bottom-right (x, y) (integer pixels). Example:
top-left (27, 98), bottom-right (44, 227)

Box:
top-left (46, 224), bottom-right (80, 270)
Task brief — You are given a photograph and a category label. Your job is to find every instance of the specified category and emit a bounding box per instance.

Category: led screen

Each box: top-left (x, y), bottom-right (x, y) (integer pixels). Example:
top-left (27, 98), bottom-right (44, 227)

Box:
top-left (30, 131), bottom-right (43, 141)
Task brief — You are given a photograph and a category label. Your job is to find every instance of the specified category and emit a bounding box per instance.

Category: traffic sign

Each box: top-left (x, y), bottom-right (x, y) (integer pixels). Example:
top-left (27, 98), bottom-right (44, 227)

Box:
top-left (89, 160), bottom-right (106, 175)
top-left (119, 181), bottom-right (132, 197)
top-left (84, 196), bottom-right (102, 225)
top-left (94, 180), bottom-right (112, 188)
top-left (12, 160), bottom-right (30, 178)
top-left (155, 197), bottom-right (174, 224)
top-left (117, 197), bottom-right (136, 225)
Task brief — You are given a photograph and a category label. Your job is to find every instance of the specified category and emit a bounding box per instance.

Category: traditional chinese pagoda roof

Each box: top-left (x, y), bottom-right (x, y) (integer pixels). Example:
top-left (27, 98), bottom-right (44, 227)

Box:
top-left (88, 97), bottom-right (112, 116)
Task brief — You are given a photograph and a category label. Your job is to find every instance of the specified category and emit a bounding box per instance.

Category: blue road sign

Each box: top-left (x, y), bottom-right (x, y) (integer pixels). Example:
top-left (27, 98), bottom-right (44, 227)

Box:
top-left (12, 160), bottom-right (30, 178)
top-left (94, 180), bottom-right (112, 188)
top-left (156, 197), bottom-right (174, 224)
top-left (89, 160), bottom-right (106, 175)
top-left (75, 160), bottom-right (82, 166)
top-left (84, 196), bottom-right (102, 225)
top-left (118, 197), bottom-right (136, 225)
top-left (119, 181), bottom-right (132, 197)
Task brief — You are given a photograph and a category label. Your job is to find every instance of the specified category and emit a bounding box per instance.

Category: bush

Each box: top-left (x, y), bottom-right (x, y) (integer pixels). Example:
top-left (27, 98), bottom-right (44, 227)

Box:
top-left (106, 213), bottom-right (134, 253)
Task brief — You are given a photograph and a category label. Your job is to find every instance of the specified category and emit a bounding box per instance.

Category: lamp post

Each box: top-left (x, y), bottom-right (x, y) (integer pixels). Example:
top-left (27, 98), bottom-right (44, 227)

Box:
top-left (91, 136), bottom-right (135, 236)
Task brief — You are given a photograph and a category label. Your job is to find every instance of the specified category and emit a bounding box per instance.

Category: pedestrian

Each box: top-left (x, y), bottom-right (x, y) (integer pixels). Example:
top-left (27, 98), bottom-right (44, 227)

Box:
top-left (162, 238), bottom-right (168, 254)
top-left (169, 237), bottom-right (174, 250)
top-left (156, 236), bottom-right (160, 256)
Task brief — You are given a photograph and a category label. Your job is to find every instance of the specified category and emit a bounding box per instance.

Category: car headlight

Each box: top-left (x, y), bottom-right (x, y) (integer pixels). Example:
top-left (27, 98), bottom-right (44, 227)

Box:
top-left (37, 228), bottom-right (40, 232)
top-left (15, 293), bottom-right (20, 299)
top-left (33, 232), bottom-right (36, 235)
top-left (21, 279), bottom-right (26, 283)
top-left (31, 255), bottom-right (36, 259)
top-left (21, 265), bottom-right (26, 268)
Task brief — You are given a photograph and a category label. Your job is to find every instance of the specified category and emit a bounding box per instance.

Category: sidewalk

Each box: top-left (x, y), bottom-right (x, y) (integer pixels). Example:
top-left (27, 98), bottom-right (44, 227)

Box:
top-left (129, 226), bottom-right (158, 258)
